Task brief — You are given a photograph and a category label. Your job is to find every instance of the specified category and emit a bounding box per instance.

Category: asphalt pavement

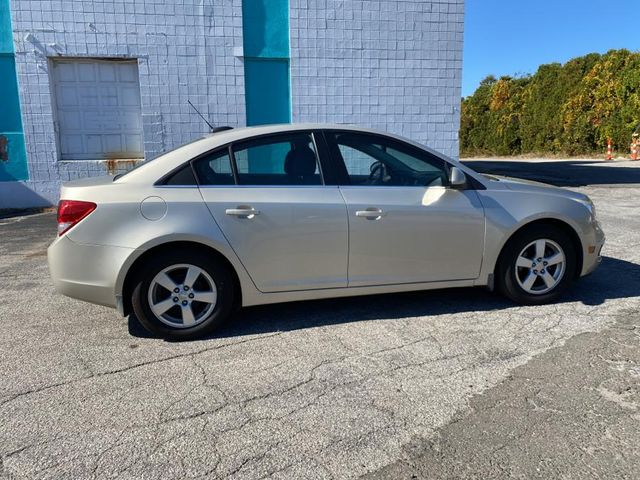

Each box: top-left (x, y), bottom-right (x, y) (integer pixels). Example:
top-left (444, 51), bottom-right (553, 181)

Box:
top-left (1, 158), bottom-right (639, 479)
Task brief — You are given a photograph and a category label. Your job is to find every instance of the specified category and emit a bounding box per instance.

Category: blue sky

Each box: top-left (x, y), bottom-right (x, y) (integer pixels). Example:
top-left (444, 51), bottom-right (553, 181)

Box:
top-left (462, 0), bottom-right (640, 97)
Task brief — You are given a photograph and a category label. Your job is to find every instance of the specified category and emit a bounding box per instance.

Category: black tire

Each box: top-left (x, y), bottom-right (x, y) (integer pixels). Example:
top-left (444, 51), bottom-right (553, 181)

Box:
top-left (131, 251), bottom-right (235, 340)
top-left (497, 225), bottom-right (577, 305)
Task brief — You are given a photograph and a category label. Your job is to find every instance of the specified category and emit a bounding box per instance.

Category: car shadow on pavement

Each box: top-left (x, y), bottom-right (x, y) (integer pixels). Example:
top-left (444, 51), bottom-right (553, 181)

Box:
top-left (128, 256), bottom-right (640, 341)
top-left (462, 160), bottom-right (640, 187)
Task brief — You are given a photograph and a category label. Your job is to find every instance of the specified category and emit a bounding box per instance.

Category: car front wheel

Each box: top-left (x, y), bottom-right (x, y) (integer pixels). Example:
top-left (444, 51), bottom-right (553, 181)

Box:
top-left (131, 251), bottom-right (235, 340)
top-left (498, 225), bottom-right (577, 304)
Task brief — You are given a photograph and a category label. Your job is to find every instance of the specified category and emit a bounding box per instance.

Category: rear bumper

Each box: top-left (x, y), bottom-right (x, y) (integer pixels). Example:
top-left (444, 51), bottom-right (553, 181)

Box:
top-left (48, 235), bottom-right (134, 309)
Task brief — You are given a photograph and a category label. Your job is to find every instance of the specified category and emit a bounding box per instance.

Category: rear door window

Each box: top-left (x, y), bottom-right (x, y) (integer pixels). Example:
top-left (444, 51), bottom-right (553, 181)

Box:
top-left (232, 133), bottom-right (322, 186)
top-left (193, 149), bottom-right (235, 185)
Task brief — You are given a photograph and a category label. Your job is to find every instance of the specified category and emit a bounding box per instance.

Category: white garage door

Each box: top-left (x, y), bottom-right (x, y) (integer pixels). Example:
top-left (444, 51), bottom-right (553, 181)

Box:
top-left (51, 59), bottom-right (143, 160)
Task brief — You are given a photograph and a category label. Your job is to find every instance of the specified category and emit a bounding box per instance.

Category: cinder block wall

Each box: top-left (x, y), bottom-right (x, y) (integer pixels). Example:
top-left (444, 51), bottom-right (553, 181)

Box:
top-left (290, 0), bottom-right (464, 159)
top-left (7, 0), bottom-right (464, 208)
top-left (9, 0), bottom-right (245, 205)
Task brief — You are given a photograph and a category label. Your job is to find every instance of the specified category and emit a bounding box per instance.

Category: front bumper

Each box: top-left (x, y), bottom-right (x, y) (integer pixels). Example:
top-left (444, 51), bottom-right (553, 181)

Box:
top-left (581, 221), bottom-right (605, 277)
top-left (48, 235), bottom-right (134, 309)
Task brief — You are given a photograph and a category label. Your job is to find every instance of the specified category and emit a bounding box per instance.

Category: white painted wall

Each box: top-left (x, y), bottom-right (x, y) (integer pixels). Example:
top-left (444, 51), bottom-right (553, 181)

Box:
top-left (290, 0), bottom-right (464, 160)
top-left (8, 0), bottom-right (245, 207)
top-left (6, 0), bottom-right (464, 208)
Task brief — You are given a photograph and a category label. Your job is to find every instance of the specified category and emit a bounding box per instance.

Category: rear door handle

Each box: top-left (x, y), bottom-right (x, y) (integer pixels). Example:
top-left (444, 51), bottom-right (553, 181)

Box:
top-left (225, 206), bottom-right (260, 218)
top-left (355, 208), bottom-right (385, 220)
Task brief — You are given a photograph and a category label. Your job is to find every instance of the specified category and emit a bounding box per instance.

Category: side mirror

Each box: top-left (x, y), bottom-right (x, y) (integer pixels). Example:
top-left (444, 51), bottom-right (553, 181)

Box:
top-left (449, 166), bottom-right (467, 189)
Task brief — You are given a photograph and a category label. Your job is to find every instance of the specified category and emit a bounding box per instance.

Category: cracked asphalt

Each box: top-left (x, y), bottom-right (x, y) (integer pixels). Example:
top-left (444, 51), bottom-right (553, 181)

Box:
top-left (1, 159), bottom-right (639, 479)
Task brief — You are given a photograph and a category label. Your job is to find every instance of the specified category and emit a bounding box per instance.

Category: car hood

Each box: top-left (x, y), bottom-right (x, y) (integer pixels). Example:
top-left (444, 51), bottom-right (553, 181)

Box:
top-left (488, 175), bottom-right (589, 202)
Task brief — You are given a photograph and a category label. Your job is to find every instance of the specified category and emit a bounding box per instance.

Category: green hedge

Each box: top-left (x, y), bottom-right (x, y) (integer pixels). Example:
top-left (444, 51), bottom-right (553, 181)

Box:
top-left (460, 49), bottom-right (640, 156)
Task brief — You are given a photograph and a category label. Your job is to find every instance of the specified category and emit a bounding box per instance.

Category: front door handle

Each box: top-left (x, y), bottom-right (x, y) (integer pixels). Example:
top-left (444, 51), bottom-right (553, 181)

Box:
top-left (225, 206), bottom-right (260, 218)
top-left (355, 207), bottom-right (385, 220)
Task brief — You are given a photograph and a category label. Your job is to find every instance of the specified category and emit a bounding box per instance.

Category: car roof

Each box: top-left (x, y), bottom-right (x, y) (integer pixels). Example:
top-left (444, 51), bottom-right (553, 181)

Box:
top-left (116, 123), bottom-right (461, 184)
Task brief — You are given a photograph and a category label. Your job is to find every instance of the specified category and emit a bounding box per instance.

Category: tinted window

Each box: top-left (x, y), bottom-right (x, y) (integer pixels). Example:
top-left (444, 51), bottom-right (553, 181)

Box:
top-left (233, 133), bottom-right (322, 186)
top-left (329, 132), bottom-right (448, 187)
top-left (162, 164), bottom-right (197, 185)
top-left (193, 149), bottom-right (235, 185)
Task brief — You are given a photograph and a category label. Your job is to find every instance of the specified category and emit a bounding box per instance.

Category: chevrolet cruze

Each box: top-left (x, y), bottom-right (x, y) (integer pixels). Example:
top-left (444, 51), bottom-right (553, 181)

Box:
top-left (48, 124), bottom-right (605, 339)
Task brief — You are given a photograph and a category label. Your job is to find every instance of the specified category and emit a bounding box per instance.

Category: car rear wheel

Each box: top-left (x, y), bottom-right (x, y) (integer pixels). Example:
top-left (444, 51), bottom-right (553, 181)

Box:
top-left (497, 225), bottom-right (577, 305)
top-left (131, 251), bottom-right (235, 340)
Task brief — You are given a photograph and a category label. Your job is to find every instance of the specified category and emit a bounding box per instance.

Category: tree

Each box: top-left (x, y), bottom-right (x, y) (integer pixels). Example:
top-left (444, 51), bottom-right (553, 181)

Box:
top-left (460, 50), bottom-right (640, 156)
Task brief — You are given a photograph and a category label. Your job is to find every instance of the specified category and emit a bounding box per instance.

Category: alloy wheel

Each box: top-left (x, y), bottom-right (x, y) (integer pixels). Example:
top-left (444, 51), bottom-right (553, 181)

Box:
top-left (514, 239), bottom-right (566, 295)
top-left (147, 263), bottom-right (218, 328)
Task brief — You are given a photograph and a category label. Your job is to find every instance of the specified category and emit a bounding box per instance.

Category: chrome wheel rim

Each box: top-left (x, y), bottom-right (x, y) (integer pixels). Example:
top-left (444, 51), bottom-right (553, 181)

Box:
top-left (515, 239), bottom-right (566, 295)
top-left (147, 264), bottom-right (217, 328)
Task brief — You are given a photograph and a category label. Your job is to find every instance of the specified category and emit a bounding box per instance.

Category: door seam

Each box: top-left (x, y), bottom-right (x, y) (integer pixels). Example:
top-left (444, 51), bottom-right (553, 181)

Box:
top-left (337, 186), bottom-right (351, 287)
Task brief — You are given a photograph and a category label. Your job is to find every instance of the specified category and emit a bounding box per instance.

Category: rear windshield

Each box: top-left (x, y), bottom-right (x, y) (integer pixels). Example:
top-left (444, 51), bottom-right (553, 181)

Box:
top-left (113, 136), bottom-right (209, 181)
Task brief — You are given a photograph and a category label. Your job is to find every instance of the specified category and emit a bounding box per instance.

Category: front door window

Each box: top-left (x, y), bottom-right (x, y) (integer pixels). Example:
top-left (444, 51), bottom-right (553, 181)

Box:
top-left (328, 132), bottom-right (449, 187)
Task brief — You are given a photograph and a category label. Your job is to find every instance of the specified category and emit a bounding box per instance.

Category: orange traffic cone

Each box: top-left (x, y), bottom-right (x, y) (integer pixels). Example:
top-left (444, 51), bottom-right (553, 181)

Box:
top-left (632, 135), bottom-right (639, 161)
top-left (606, 138), bottom-right (613, 160)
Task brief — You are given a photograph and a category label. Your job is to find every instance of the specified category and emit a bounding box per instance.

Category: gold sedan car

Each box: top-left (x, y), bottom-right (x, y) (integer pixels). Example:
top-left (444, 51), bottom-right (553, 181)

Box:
top-left (48, 124), bottom-right (604, 339)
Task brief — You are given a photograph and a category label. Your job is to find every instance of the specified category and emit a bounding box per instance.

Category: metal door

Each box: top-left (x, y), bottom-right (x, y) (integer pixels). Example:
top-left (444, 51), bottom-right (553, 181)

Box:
top-left (51, 59), bottom-right (143, 160)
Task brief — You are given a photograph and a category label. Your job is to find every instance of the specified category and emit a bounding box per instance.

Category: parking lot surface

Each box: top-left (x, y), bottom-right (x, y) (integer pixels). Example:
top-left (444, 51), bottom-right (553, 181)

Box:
top-left (1, 159), bottom-right (639, 479)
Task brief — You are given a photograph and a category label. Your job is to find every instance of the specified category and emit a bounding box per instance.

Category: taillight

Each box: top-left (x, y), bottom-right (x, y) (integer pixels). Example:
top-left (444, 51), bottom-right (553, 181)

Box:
top-left (57, 200), bottom-right (97, 236)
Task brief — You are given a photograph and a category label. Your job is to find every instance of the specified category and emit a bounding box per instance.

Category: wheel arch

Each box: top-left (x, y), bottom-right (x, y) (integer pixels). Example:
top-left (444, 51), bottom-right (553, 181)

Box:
top-left (119, 241), bottom-right (243, 317)
top-left (494, 218), bottom-right (584, 282)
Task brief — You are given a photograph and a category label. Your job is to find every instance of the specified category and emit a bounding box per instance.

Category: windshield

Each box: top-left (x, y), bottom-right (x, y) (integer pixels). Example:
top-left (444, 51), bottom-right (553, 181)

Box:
top-left (481, 173), bottom-right (501, 181)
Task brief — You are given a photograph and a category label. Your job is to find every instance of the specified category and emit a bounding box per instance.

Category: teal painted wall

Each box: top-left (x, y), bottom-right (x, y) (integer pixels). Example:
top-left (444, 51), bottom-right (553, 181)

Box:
top-left (242, 0), bottom-right (289, 58)
top-left (245, 58), bottom-right (291, 126)
top-left (242, 0), bottom-right (291, 126)
top-left (0, 0), bottom-right (12, 52)
top-left (0, 56), bottom-right (22, 132)
top-left (0, 0), bottom-right (28, 182)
